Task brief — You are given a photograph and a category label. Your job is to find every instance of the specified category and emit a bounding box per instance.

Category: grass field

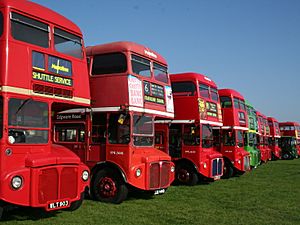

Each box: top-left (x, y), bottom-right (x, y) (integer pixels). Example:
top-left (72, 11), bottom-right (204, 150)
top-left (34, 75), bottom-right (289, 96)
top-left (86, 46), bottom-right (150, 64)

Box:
top-left (1, 159), bottom-right (299, 225)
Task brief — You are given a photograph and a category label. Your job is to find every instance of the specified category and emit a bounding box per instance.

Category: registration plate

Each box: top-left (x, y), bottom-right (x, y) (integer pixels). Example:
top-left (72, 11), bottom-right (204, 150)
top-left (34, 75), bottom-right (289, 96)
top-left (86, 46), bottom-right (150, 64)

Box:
top-left (154, 189), bottom-right (166, 195)
top-left (47, 200), bottom-right (69, 211)
top-left (214, 175), bottom-right (221, 180)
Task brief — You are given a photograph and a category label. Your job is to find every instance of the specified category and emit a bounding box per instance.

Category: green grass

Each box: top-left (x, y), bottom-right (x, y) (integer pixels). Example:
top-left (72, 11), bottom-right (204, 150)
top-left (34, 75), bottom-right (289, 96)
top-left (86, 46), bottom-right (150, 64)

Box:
top-left (1, 160), bottom-right (300, 225)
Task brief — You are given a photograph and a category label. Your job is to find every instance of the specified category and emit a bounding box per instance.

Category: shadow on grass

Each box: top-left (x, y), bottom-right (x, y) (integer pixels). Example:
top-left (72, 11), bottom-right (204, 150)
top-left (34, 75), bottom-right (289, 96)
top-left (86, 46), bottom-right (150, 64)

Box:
top-left (1, 206), bottom-right (61, 222)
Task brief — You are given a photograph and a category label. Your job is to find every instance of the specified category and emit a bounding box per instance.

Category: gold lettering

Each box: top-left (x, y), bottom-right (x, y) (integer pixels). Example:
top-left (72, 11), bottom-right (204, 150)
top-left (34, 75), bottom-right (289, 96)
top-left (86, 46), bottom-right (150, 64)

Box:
top-left (51, 64), bottom-right (70, 73)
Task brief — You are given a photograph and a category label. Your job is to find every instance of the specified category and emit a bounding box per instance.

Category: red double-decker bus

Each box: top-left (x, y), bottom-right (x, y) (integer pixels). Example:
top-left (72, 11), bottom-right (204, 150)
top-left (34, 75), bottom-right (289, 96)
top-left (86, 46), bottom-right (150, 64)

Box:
top-left (267, 117), bottom-right (282, 160)
top-left (279, 121), bottom-right (300, 159)
top-left (256, 111), bottom-right (271, 162)
top-left (155, 73), bottom-right (223, 185)
top-left (217, 89), bottom-right (250, 177)
top-left (0, 0), bottom-right (90, 216)
top-left (54, 41), bottom-right (175, 203)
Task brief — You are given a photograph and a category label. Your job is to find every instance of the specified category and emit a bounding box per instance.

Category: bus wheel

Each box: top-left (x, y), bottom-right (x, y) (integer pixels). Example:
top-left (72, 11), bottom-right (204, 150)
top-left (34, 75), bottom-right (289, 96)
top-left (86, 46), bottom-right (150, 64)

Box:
top-left (222, 161), bottom-right (233, 179)
top-left (66, 192), bottom-right (84, 211)
top-left (91, 169), bottom-right (128, 204)
top-left (176, 165), bottom-right (198, 186)
top-left (282, 153), bottom-right (290, 160)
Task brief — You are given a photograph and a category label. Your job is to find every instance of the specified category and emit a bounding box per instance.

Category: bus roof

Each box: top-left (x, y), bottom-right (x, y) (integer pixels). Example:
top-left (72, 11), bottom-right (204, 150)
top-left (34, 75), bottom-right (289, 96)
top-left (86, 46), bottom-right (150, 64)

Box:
top-left (279, 121), bottom-right (300, 126)
top-left (0, 0), bottom-right (82, 35)
top-left (170, 72), bottom-right (218, 88)
top-left (267, 117), bottom-right (278, 123)
top-left (218, 88), bottom-right (245, 100)
top-left (86, 41), bottom-right (167, 65)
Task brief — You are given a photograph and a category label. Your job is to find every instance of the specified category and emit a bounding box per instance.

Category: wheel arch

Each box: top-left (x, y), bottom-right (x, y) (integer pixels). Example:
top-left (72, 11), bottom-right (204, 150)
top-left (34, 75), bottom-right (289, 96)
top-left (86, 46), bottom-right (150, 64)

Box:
top-left (174, 158), bottom-right (198, 173)
top-left (91, 161), bottom-right (128, 183)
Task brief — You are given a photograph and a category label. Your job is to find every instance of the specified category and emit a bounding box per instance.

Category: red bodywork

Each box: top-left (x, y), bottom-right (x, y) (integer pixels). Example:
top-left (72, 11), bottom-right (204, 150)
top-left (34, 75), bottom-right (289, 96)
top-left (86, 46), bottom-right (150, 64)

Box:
top-left (0, 0), bottom-right (90, 211)
top-left (155, 73), bottom-right (224, 180)
top-left (279, 121), bottom-right (300, 157)
top-left (267, 117), bottom-right (282, 159)
top-left (54, 42), bottom-right (174, 193)
top-left (218, 89), bottom-right (251, 172)
top-left (256, 112), bottom-right (271, 162)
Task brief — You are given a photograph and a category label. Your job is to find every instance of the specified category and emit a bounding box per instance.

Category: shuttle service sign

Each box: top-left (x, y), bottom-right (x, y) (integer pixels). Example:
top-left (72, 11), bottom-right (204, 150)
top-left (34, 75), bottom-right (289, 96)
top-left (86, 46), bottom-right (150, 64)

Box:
top-left (128, 75), bottom-right (143, 107)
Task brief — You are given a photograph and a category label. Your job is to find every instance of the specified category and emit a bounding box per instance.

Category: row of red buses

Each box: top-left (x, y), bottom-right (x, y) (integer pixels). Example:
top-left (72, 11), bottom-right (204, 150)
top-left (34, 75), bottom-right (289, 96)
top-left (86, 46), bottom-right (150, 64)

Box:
top-left (155, 73), bottom-right (224, 185)
top-left (0, 0), bottom-right (90, 216)
top-left (217, 89), bottom-right (251, 177)
top-left (54, 42), bottom-right (175, 203)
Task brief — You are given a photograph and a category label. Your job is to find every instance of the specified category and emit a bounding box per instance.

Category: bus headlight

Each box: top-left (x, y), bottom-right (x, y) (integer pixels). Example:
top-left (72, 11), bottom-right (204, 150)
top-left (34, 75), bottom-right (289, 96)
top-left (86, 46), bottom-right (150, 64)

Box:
top-left (82, 170), bottom-right (89, 181)
top-left (135, 168), bottom-right (142, 177)
top-left (170, 166), bottom-right (175, 173)
top-left (237, 160), bottom-right (241, 164)
top-left (203, 163), bottom-right (207, 169)
top-left (11, 176), bottom-right (23, 190)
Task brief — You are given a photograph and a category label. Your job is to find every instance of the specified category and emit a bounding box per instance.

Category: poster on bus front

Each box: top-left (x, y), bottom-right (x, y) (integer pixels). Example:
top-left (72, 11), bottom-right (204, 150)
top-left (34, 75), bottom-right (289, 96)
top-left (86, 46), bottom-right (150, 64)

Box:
top-left (128, 75), bottom-right (143, 107)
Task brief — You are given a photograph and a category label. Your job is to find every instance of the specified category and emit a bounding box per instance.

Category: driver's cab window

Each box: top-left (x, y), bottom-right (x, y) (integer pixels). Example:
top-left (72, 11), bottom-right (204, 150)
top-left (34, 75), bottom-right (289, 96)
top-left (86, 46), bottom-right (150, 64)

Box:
top-left (108, 113), bottom-right (130, 144)
top-left (183, 124), bottom-right (200, 146)
top-left (223, 130), bottom-right (235, 146)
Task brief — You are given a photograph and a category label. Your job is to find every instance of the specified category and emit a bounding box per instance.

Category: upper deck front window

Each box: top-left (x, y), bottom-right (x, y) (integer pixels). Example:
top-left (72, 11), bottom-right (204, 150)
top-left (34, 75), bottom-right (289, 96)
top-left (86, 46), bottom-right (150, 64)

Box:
top-left (153, 63), bottom-right (168, 83)
top-left (211, 88), bottom-right (219, 101)
top-left (54, 28), bottom-right (83, 59)
top-left (234, 98), bottom-right (240, 109)
top-left (11, 12), bottom-right (49, 48)
top-left (220, 96), bottom-right (232, 108)
top-left (172, 82), bottom-right (196, 96)
top-left (92, 53), bottom-right (127, 75)
top-left (199, 84), bottom-right (209, 98)
top-left (131, 54), bottom-right (151, 78)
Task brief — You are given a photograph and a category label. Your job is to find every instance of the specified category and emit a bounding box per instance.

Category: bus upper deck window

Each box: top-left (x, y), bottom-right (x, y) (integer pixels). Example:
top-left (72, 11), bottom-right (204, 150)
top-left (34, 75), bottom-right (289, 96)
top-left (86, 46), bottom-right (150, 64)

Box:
top-left (211, 88), bottom-right (219, 101)
top-left (11, 12), bottom-right (49, 48)
top-left (131, 55), bottom-right (151, 78)
top-left (54, 28), bottom-right (83, 59)
top-left (199, 84), bottom-right (209, 98)
top-left (92, 53), bottom-right (127, 75)
top-left (153, 63), bottom-right (168, 83)
top-left (220, 96), bottom-right (232, 108)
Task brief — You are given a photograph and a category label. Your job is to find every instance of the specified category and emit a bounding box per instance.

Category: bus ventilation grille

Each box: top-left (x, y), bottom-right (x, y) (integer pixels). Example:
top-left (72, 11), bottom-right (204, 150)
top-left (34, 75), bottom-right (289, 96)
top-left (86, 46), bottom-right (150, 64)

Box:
top-left (149, 162), bottom-right (170, 189)
top-left (38, 167), bottom-right (78, 204)
top-left (33, 83), bottom-right (73, 99)
top-left (243, 156), bottom-right (250, 171)
top-left (212, 158), bottom-right (223, 176)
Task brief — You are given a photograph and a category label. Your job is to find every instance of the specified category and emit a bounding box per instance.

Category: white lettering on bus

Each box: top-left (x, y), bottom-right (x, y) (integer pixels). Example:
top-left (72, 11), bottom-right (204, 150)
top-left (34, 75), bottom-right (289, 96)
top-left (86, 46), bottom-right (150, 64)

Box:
top-left (144, 50), bottom-right (157, 59)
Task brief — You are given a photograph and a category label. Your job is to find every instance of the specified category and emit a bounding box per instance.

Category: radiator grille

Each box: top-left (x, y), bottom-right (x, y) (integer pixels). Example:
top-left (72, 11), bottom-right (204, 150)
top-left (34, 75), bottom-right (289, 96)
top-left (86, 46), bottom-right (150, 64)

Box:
top-left (149, 162), bottom-right (170, 189)
top-left (38, 168), bottom-right (59, 204)
top-left (38, 167), bottom-right (78, 204)
top-left (244, 156), bottom-right (250, 171)
top-left (212, 158), bottom-right (223, 176)
top-left (60, 167), bottom-right (78, 199)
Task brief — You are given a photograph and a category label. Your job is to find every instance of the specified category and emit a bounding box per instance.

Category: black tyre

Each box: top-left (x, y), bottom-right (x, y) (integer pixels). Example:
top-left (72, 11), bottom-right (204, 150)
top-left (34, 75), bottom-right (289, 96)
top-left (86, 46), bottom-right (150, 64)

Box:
top-left (282, 152), bottom-right (291, 160)
top-left (222, 160), bottom-right (234, 179)
top-left (91, 168), bottom-right (128, 204)
top-left (175, 164), bottom-right (198, 186)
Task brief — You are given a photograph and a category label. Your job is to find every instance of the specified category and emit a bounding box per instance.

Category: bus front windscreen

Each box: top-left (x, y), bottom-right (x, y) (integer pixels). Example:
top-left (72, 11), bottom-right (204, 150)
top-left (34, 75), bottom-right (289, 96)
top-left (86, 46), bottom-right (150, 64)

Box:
top-left (8, 98), bottom-right (49, 144)
top-left (133, 115), bottom-right (154, 146)
top-left (202, 124), bottom-right (213, 148)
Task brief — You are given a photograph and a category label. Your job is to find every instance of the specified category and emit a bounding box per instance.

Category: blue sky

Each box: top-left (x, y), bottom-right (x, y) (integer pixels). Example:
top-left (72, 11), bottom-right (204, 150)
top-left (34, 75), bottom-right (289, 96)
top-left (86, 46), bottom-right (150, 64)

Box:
top-left (33, 0), bottom-right (300, 123)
